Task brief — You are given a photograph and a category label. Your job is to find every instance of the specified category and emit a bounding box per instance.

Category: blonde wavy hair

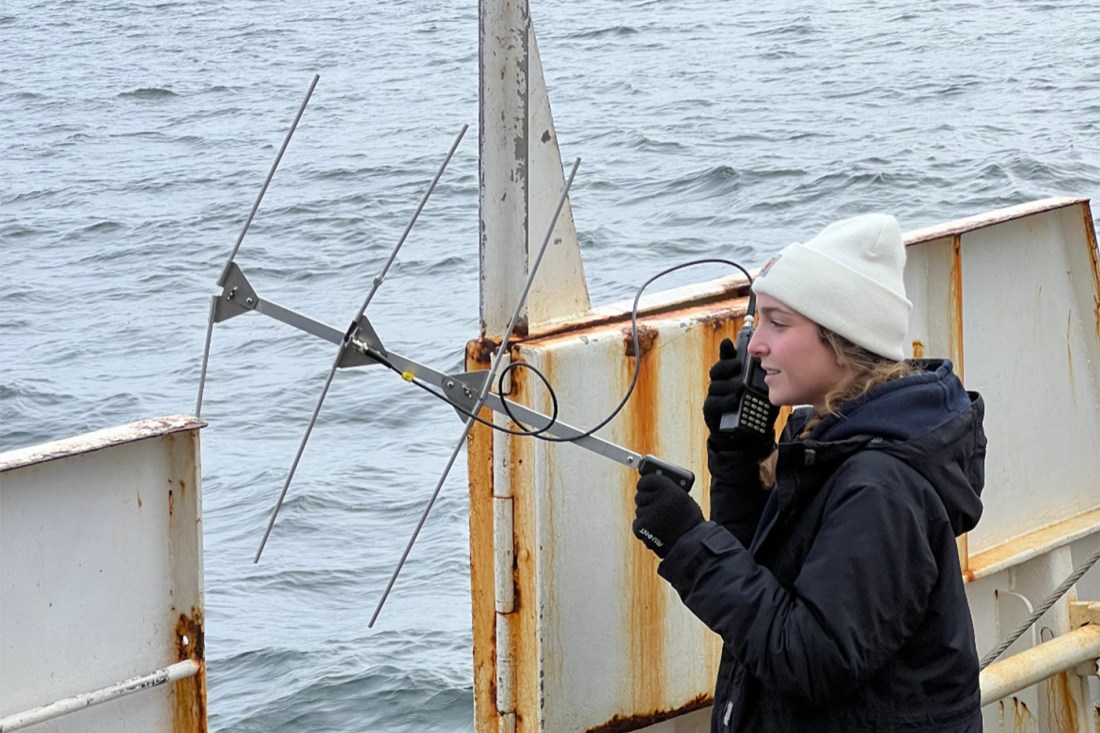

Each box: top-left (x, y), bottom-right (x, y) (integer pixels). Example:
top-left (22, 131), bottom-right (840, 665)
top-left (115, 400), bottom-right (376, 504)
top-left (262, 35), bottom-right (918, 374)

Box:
top-left (758, 328), bottom-right (913, 487)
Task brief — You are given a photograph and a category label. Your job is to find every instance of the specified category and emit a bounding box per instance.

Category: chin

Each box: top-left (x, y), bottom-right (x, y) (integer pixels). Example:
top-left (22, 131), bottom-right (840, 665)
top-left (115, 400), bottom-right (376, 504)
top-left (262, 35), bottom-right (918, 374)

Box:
top-left (766, 389), bottom-right (790, 407)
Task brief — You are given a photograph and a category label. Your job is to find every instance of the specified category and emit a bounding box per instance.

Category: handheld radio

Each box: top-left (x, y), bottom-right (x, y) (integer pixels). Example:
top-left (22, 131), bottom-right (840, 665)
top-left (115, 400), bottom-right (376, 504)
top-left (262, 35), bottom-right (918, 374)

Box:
top-left (718, 301), bottom-right (780, 438)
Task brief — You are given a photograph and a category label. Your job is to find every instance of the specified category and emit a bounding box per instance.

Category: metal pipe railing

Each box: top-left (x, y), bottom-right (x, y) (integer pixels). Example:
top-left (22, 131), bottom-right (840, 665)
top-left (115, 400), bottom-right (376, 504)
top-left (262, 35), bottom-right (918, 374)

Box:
top-left (979, 624), bottom-right (1100, 705)
top-left (0, 659), bottom-right (201, 732)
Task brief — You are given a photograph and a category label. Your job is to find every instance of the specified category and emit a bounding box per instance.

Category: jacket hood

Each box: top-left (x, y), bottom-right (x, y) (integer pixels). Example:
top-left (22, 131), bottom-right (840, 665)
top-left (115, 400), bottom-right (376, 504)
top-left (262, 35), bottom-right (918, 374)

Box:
top-left (801, 359), bottom-right (986, 535)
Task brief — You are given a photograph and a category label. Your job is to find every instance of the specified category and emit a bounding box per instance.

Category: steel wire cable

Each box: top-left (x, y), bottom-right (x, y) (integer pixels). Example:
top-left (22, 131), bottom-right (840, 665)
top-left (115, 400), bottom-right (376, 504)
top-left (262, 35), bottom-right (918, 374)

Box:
top-left (979, 541), bottom-right (1100, 670)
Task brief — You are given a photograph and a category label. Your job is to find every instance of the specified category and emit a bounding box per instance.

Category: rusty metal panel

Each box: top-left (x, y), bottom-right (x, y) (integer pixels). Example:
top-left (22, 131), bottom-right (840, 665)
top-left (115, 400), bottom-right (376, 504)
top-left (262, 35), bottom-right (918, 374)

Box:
top-left (470, 198), bottom-right (1100, 732)
top-left (0, 416), bottom-right (206, 732)
top-left (467, 303), bottom-right (738, 732)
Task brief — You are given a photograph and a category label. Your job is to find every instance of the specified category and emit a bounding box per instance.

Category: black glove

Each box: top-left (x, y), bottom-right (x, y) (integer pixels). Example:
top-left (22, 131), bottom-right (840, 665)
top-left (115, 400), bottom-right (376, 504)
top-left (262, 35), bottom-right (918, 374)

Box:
top-left (632, 473), bottom-right (703, 558)
top-left (702, 337), bottom-right (774, 457)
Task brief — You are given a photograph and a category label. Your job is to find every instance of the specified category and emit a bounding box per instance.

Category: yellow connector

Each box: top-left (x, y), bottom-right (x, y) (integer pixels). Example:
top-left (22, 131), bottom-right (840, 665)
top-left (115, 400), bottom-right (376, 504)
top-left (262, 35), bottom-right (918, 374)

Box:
top-left (402, 371), bottom-right (415, 382)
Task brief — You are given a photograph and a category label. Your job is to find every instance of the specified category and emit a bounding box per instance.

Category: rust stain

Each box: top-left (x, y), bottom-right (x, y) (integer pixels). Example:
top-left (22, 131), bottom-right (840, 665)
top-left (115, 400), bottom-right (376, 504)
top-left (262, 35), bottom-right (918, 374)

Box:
top-left (950, 235), bottom-right (965, 381)
top-left (699, 319), bottom-right (737, 516)
top-left (623, 324), bottom-right (659, 358)
top-left (178, 478), bottom-right (187, 496)
top-left (1012, 697), bottom-right (1032, 731)
top-left (911, 339), bottom-right (924, 358)
top-left (168, 489), bottom-right (174, 517)
top-left (176, 608), bottom-right (205, 660)
top-left (586, 694), bottom-right (711, 733)
top-left (1080, 203), bottom-right (1100, 343)
top-left (137, 491), bottom-right (143, 510)
top-left (1046, 671), bottom-right (1081, 733)
top-left (621, 328), bottom-right (667, 712)
top-left (957, 534), bottom-right (970, 578)
top-left (506, 352), bottom-right (539, 725)
top-left (465, 340), bottom-right (500, 733)
top-left (173, 608), bottom-right (207, 733)
top-left (1067, 311), bottom-right (1075, 387)
top-left (468, 337), bottom-right (500, 368)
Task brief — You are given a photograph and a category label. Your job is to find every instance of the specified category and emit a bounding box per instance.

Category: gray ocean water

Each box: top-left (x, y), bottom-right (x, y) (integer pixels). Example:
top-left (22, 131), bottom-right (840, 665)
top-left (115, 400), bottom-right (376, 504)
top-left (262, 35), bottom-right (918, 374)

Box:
top-left (2, 0), bottom-right (1099, 730)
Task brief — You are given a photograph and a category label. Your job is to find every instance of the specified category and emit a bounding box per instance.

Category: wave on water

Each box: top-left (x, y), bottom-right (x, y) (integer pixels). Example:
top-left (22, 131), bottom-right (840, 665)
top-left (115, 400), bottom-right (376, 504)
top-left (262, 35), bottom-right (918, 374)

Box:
top-left (746, 16), bottom-right (819, 40)
top-left (623, 165), bottom-right (743, 206)
top-left (214, 662), bottom-right (472, 733)
top-left (117, 87), bottom-right (178, 100)
top-left (565, 25), bottom-right (639, 40)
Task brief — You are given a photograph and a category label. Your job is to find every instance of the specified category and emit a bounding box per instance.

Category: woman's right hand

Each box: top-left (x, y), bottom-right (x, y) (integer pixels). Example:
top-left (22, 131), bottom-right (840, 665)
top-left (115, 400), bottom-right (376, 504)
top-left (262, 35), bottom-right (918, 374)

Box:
top-left (703, 337), bottom-right (774, 457)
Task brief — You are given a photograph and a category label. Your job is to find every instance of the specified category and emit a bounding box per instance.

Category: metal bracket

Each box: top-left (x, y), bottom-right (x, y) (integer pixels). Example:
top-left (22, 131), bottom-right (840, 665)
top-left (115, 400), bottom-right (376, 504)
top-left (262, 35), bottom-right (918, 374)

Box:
top-left (348, 315), bottom-right (387, 359)
top-left (213, 262), bottom-right (259, 323)
top-left (442, 371), bottom-right (491, 418)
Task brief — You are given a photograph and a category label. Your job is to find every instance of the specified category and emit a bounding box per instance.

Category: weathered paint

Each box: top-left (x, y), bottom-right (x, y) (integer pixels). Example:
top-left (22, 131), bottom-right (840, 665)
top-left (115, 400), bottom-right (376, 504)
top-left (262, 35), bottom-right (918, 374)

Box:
top-left (466, 338), bottom-right (500, 732)
top-left (0, 417), bottom-right (206, 732)
top-left (479, 1), bottom-right (590, 340)
top-left (1046, 671), bottom-right (1081, 733)
top-left (622, 326), bottom-right (669, 711)
top-left (1080, 203), bottom-right (1100, 343)
top-left (0, 661), bottom-right (202, 732)
top-left (584, 695), bottom-right (711, 733)
top-left (0, 416), bottom-right (205, 471)
top-left (505, 357), bottom-right (538, 731)
top-left (966, 507), bottom-right (1100, 583)
top-left (904, 196), bottom-right (1087, 245)
top-left (996, 698), bottom-right (1037, 733)
top-left (468, 294), bottom-right (746, 731)
top-left (980, 625), bottom-right (1100, 712)
top-left (950, 234), bottom-right (966, 380)
top-left (173, 610), bottom-right (207, 733)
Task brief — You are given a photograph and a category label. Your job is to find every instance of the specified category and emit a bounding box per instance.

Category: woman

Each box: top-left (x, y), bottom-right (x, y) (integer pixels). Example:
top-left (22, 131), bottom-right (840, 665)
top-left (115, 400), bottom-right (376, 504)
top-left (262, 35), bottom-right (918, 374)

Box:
top-left (632, 213), bottom-right (987, 732)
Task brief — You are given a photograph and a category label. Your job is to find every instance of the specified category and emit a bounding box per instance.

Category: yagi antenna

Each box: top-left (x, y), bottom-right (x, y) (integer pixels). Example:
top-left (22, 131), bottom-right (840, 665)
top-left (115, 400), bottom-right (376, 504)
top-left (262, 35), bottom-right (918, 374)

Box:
top-left (197, 83), bottom-right (694, 623)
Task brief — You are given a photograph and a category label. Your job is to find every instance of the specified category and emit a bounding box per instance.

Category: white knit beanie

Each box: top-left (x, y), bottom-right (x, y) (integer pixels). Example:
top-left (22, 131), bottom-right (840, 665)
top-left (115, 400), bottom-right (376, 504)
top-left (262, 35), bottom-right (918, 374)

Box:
top-left (751, 213), bottom-right (912, 361)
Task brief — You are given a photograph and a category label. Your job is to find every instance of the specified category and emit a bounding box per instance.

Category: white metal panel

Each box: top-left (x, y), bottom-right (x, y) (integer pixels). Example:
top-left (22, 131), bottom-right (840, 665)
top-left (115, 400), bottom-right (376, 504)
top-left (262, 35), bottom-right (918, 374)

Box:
top-left (479, 0), bottom-right (529, 339)
top-left (479, 3), bottom-right (590, 340)
top-left (905, 202), bottom-right (1100, 553)
top-left (525, 18), bottom-right (591, 330)
top-left (0, 416), bottom-right (205, 733)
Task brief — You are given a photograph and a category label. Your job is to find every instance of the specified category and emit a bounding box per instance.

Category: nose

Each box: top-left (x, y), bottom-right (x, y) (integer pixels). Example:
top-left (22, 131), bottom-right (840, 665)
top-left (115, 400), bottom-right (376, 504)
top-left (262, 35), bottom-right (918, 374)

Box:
top-left (748, 327), bottom-right (766, 357)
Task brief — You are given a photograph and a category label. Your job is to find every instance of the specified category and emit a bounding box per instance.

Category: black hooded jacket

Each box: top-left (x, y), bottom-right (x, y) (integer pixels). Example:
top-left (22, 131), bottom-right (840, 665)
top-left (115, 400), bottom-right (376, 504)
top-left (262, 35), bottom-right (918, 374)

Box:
top-left (657, 360), bottom-right (987, 732)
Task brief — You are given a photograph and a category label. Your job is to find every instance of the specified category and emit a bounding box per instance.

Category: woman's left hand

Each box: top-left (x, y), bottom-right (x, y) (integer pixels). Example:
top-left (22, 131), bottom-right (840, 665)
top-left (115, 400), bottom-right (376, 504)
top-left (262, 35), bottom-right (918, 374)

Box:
top-left (633, 473), bottom-right (703, 558)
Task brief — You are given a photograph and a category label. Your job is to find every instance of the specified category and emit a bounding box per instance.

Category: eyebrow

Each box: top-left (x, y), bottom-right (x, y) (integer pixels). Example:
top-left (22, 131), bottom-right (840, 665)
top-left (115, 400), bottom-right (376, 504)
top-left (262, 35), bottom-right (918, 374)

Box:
top-left (757, 305), bottom-right (796, 319)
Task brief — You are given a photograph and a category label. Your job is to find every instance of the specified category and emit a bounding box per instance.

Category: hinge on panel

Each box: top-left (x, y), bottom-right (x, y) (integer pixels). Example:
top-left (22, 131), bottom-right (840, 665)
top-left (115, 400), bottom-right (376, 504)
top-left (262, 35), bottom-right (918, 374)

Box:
top-left (493, 496), bottom-right (515, 614)
top-left (493, 496), bottom-right (517, 719)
